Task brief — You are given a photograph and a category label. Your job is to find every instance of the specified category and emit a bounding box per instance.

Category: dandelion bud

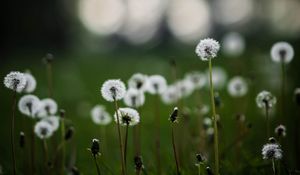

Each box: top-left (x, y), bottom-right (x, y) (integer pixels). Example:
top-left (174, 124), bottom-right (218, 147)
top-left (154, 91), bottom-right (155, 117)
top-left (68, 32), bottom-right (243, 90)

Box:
top-left (60, 109), bottom-right (66, 118)
top-left (196, 154), bottom-right (205, 163)
top-left (19, 132), bottom-right (25, 148)
top-left (206, 166), bottom-right (214, 175)
top-left (65, 127), bottom-right (75, 141)
top-left (134, 156), bottom-right (144, 171)
top-left (294, 88), bottom-right (300, 106)
top-left (275, 125), bottom-right (286, 137)
top-left (43, 53), bottom-right (54, 64)
top-left (90, 139), bottom-right (100, 157)
top-left (268, 137), bottom-right (277, 143)
top-left (169, 107), bottom-right (179, 123)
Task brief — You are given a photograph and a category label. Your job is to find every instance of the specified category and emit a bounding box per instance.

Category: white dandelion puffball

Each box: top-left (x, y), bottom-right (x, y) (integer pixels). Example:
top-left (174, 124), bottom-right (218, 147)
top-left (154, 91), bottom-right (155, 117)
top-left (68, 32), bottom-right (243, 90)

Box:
top-left (161, 85), bottom-right (180, 105)
top-left (18, 95), bottom-right (40, 118)
top-left (101, 79), bottom-right (126, 102)
top-left (205, 67), bottom-right (227, 90)
top-left (17, 73), bottom-right (37, 93)
top-left (185, 71), bottom-right (206, 89)
top-left (227, 76), bottom-right (248, 97)
top-left (90, 105), bottom-right (112, 125)
top-left (34, 121), bottom-right (54, 139)
top-left (42, 116), bottom-right (60, 131)
top-left (222, 32), bottom-right (245, 57)
top-left (275, 125), bottom-right (286, 137)
top-left (256, 91), bottom-right (277, 108)
top-left (4, 71), bottom-right (27, 92)
top-left (271, 42), bottom-right (294, 64)
top-left (124, 88), bottom-right (145, 108)
top-left (175, 80), bottom-right (194, 98)
top-left (146, 75), bottom-right (167, 95)
top-left (35, 98), bottom-right (58, 118)
top-left (128, 73), bottom-right (148, 91)
top-left (195, 38), bottom-right (220, 61)
top-left (114, 107), bottom-right (140, 126)
top-left (262, 143), bottom-right (283, 160)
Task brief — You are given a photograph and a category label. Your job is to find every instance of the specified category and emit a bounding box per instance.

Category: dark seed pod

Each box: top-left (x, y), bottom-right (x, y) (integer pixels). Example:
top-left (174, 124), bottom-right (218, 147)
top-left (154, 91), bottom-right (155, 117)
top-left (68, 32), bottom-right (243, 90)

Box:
top-left (206, 166), bottom-right (214, 175)
top-left (169, 107), bottom-right (179, 123)
top-left (65, 127), bottom-right (75, 141)
top-left (134, 156), bottom-right (144, 171)
top-left (43, 53), bottom-right (54, 64)
top-left (268, 137), bottom-right (277, 143)
top-left (19, 132), bottom-right (25, 148)
top-left (91, 139), bottom-right (100, 156)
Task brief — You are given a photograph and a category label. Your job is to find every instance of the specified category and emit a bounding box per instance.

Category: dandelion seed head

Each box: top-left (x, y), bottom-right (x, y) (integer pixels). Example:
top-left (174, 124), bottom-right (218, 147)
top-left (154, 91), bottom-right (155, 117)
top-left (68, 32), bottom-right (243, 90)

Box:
top-left (34, 121), bottom-right (54, 139)
top-left (128, 73), bottom-right (148, 91)
top-left (124, 88), bottom-right (145, 108)
top-left (222, 32), bottom-right (245, 57)
top-left (18, 95), bottom-right (40, 118)
top-left (90, 105), bottom-right (112, 125)
top-left (35, 98), bottom-right (58, 118)
top-left (256, 91), bottom-right (277, 108)
top-left (146, 75), bottom-right (167, 95)
top-left (101, 79), bottom-right (126, 102)
top-left (271, 42), bottom-right (294, 64)
top-left (161, 85), bottom-right (180, 105)
top-left (227, 76), bottom-right (248, 97)
top-left (262, 143), bottom-right (283, 160)
top-left (114, 107), bottom-right (140, 126)
top-left (185, 71), bottom-right (206, 89)
top-left (195, 38), bottom-right (220, 61)
top-left (175, 79), bottom-right (194, 98)
top-left (17, 73), bottom-right (37, 93)
top-left (4, 71), bottom-right (27, 92)
top-left (203, 117), bottom-right (212, 128)
top-left (42, 116), bottom-right (60, 131)
top-left (275, 124), bottom-right (286, 137)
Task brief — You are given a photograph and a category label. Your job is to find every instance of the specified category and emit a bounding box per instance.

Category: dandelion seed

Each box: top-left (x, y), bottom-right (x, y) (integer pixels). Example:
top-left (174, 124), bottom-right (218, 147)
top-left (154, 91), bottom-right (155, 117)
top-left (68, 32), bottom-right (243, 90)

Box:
top-left (227, 76), bottom-right (248, 97)
top-left (123, 88), bottom-right (145, 108)
top-left (17, 73), bottom-right (37, 93)
top-left (205, 67), bottom-right (227, 90)
top-left (161, 85), bottom-right (180, 105)
top-left (271, 42), bottom-right (294, 64)
top-left (18, 95), bottom-right (40, 118)
top-left (146, 75), bottom-right (167, 95)
top-left (169, 107), bottom-right (179, 123)
top-left (114, 107), bottom-right (140, 126)
top-left (42, 116), bottom-right (60, 131)
top-left (222, 32), bottom-right (245, 57)
top-left (4, 71), bottom-right (27, 92)
top-left (195, 38), bottom-right (220, 61)
top-left (262, 143), bottom-right (283, 160)
top-left (34, 121), bottom-right (54, 139)
top-left (90, 105), bottom-right (112, 125)
top-left (275, 125), bottom-right (286, 137)
top-left (185, 71), bottom-right (206, 89)
top-left (35, 98), bottom-right (58, 118)
top-left (256, 91), bottom-right (277, 108)
top-left (128, 73), bottom-right (148, 91)
top-left (101, 79), bottom-right (126, 102)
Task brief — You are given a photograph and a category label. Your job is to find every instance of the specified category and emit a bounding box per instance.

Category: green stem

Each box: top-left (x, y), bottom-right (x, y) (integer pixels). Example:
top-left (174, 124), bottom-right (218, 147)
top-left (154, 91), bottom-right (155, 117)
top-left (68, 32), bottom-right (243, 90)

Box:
top-left (114, 99), bottom-right (126, 175)
top-left (43, 139), bottom-right (49, 175)
top-left (198, 164), bottom-right (203, 175)
top-left (272, 159), bottom-right (276, 175)
top-left (171, 125), bottom-right (180, 175)
top-left (47, 62), bottom-right (53, 98)
top-left (208, 59), bottom-right (219, 175)
top-left (124, 124), bottom-right (129, 166)
top-left (60, 118), bottom-right (65, 174)
top-left (30, 120), bottom-right (36, 175)
top-left (265, 104), bottom-right (270, 138)
top-left (11, 90), bottom-right (17, 175)
top-left (154, 95), bottom-right (161, 175)
top-left (93, 155), bottom-right (101, 175)
top-left (280, 61), bottom-right (285, 122)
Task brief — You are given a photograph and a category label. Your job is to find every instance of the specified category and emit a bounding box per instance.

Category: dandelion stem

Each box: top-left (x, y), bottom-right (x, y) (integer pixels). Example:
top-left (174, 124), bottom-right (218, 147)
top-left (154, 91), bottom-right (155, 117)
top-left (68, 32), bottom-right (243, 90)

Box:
top-left (280, 60), bottom-right (285, 122)
top-left (197, 164), bottom-right (203, 175)
top-left (154, 94), bottom-right (161, 175)
top-left (60, 118), bottom-right (66, 174)
top-left (124, 123), bottom-right (129, 166)
top-left (43, 139), bottom-right (49, 174)
top-left (272, 159), bottom-right (276, 175)
top-left (265, 104), bottom-right (270, 138)
top-left (171, 125), bottom-right (180, 175)
top-left (208, 59), bottom-right (220, 175)
top-left (93, 155), bottom-right (101, 175)
top-left (30, 120), bottom-right (36, 175)
top-left (114, 99), bottom-right (126, 175)
top-left (46, 62), bottom-right (53, 98)
top-left (10, 90), bottom-right (17, 175)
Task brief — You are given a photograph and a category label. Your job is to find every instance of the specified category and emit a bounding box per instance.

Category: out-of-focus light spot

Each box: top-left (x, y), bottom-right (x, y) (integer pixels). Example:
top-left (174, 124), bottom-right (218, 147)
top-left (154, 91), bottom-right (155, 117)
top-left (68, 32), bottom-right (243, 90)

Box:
top-left (222, 32), bottom-right (246, 57)
top-left (267, 0), bottom-right (300, 36)
top-left (214, 0), bottom-right (254, 26)
top-left (121, 0), bottom-right (167, 44)
top-left (166, 0), bottom-right (211, 44)
top-left (78, 0), bottom-right (125, 36)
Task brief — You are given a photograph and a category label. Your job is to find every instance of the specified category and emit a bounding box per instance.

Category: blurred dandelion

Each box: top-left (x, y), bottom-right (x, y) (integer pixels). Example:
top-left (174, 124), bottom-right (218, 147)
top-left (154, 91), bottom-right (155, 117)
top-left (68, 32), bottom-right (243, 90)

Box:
top-left (205, 67), bottom-right (227, 90)
top-left (91, 105), bottom-right (112, 125)
top-left (128, 73), bottom-right (148, 92)
top-left (222, 32), bottom-right (245, 57)
top-left (134, 156), bottom-right (144, 175)
top-left (18, 95), bottom-right (40, 118)
top-left (227, 76), bottom-right (248, 97)
top-left (161, 85), bottom-right (180, 105)
top-left (17, 72), bottom-right (37, 93)
top-left (195, 154), bottom-right (206, 175)
top-left (42, 116), bottom-right (60, 131)
top-left (275, 124), bottom-right (286, 138)
top-left (146, 75), bottom-right (167, 95)
top-left (185, 71), bottom-right (206, 90)
top-left (123, 88), bottom-right (145, 108)
top-left (36, 98), bottom-right (58, 118)
top-left (262, 142), bottom-right (283, 175)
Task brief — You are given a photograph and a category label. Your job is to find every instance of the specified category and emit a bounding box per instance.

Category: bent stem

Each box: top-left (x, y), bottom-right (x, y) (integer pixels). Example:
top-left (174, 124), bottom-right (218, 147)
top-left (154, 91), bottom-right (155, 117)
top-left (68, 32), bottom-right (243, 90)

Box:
top-left (154, 94), bottom-right (161, 175)
top-left (208, 59), bottom-right (219, 175)
top-left (10, 90), bottom-right (17, 175)
top-left (114, 99), bottom-right (126, 175)
top-left (93, 155), bottom-right (101, 175)
top-left (124, 124), bottom-right (129, 166)
top-left (171, 125), bottom-right (180, 175)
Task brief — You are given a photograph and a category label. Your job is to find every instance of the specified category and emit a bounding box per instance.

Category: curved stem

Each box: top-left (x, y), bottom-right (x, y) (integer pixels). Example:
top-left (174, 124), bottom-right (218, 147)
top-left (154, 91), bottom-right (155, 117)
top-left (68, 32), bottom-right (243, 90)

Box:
top-left (208, 59), bottom-right (219, 175)
top-left (171, 125), bottom-right (180, 175)
top-left (11, 91), bottom-right (17, 175)
top-left (114, 99), bottom-right (126, 175)
top-left (94, 155), bottom-right (101, 175)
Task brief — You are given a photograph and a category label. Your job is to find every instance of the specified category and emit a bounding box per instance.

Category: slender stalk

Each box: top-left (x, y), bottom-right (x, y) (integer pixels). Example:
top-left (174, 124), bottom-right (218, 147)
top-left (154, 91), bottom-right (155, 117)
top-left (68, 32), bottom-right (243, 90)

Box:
top-left (43, 139), bottom-right (49, 175)
top-left (114, 99), bottom-right (126, 175)
top-left (171, 125), bottom-right (180, 175)
top-left (46, 62), bottom-right (53, 98)
top-left (101, 126), bottom-right (107, 155)
top-left (10, 90), bottom-right (17, 175)
top-left (265, 104), bottom-right (270, 138)
top-left (60, 118), bottom-right (66, 174)
top-left (197, 164), bottom-right (203, 175)
top-left (93, 155), bottom-right (101, 175)
top-left (30, 120), bottom-right (36, 175)
top-left (124, 124), bottom-right (129, 166)
top-left (208, 59), bottom-right (219, 175)
top-left (154, 95), bottom-right (161, 175)
top-left (280, 61), bottom-right (285, 122)
top-left (272, 159), bottom-right (276, 175)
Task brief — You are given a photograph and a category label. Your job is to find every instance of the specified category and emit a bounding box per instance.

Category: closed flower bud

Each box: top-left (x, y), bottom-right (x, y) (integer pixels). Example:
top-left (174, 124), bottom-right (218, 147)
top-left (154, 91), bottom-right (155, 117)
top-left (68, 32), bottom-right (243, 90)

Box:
top-left (134, 156), bottom-right (144, 171)
top-left (43, 53), bottom-right (54, 64)
top-left (60, 109), bottom-right (66, 118)
top-left (206, 166), bottom-right (214, 175)
top-left (65, 127), bottom-right (75, 141)
top-left (90, 139), bottom-right (100, 156)
top-left (169, 107), bottom-right (179, 123)
top-left (19, 132), bottom-right (25, 148)
top-left (268, 137), bottom-right (277, 143)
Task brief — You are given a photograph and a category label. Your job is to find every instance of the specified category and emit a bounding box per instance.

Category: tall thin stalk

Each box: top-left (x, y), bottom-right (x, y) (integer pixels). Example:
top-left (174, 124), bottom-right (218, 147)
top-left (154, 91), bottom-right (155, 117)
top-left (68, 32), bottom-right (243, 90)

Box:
top-left (60, 117), bottom-right (66, 174)
top-left (30, 120), bottom-right (36, 175)
top-left (114, 99), bottom-right (126, 175)
top-left (280, 61), bottom-right (285, 122)
top-left (124, 124), bottom-right (129, 166)
top-left (46, 62), bottom-right (53, 98)
top-left (10, 90), bottom-right (17, 175)
top-left (154, 95), bottom-right (161, 175)
top-left (43, 140), bottom-right (49, 175)
top-left (208, 59), bottom-right (219, 175)
top-left (93, 155), bottom-right (101, 175)
top-left (265, 103), bottom-right (270, 138)
top-left (272, 159), bottom-right (276, 175)
top-left (171, 125), bottom-right (180, 175)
